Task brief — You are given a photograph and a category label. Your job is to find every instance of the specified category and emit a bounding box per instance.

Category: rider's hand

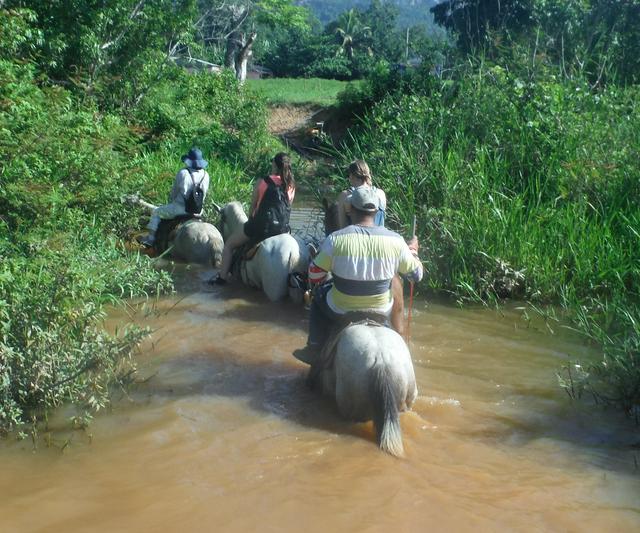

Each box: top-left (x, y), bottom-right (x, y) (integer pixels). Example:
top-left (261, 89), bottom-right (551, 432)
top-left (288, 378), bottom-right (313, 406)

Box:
top-left (407, 236), bottom-right (419, 255)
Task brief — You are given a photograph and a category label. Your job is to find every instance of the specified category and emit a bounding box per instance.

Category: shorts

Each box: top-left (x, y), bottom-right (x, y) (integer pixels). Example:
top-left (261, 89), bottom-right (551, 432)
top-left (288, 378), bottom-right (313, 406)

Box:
top-left (243, 217), bottom-right (268, 241)
top-left (243, 217), bottom-right (287, 242)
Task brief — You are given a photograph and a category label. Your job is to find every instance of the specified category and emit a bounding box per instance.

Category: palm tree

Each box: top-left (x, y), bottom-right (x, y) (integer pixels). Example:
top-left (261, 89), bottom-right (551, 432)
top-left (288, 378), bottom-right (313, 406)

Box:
top-left (333, 9), bottom-right (372, 59)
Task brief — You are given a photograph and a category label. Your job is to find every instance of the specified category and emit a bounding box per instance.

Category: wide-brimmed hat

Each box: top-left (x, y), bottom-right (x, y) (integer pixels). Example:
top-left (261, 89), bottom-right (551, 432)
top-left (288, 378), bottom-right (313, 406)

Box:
top-left (349, 186), bottom-right (379, 213)
top-left (181, 148), bottom-right (208, 169)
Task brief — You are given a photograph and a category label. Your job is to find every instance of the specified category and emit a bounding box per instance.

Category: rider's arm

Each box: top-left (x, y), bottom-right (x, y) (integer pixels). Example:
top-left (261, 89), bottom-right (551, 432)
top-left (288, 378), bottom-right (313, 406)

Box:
top-left (308, 234), bottom-right (334, 284)
top-left (377, 188), bottom-right (387, 211)
top-left (249, 179), bottom-right (263, 216)
top-left (398, 237), bottom-right (423, 283)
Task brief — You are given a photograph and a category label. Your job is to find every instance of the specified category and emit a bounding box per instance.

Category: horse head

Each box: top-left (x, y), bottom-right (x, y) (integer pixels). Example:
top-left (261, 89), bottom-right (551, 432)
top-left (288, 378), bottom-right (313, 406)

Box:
top-left (322, 197), bottom-right (340, 236)
top-left (218, 201), bottom-right (248, 241)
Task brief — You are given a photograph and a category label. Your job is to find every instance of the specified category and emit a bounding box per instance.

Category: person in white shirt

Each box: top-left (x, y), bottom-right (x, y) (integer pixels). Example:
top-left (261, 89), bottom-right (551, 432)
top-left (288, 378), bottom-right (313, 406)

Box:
top-left (138, 147), bottom-right (210, 248)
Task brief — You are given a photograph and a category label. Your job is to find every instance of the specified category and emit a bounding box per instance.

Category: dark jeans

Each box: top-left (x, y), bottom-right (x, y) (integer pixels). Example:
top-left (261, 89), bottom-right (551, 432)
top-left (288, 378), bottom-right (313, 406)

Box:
top-left (308, 282), bottom-right (393, 348)
top-left (308, 282), bottom-right (340, 347)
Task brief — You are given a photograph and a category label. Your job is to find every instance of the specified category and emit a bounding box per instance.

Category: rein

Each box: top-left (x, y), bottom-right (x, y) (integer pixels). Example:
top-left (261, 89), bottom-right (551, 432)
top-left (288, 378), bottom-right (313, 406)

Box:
top-left (405, 215), bottom-right (417, 344)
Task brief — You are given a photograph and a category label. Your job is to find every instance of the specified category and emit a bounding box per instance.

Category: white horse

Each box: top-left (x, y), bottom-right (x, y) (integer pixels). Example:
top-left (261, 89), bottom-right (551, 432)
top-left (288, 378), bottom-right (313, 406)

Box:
top-left (313, 322), bottom-right (418, 457)
top-left (124, 195), bottom-right (224, 267)
top-left (219, 201), bottom-right (311, 301)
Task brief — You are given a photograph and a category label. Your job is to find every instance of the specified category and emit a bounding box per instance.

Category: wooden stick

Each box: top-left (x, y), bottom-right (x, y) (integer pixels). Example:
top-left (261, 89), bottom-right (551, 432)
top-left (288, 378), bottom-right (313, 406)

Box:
top-left (406, 214), bottom-right (417, 343)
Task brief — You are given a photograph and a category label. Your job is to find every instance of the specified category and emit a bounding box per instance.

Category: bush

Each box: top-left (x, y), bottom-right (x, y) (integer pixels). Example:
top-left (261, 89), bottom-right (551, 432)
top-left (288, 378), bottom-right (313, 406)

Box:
top-left (334, 66), bottom-right (640, 413)
top-left (0, 9), bottom-right (278, 435)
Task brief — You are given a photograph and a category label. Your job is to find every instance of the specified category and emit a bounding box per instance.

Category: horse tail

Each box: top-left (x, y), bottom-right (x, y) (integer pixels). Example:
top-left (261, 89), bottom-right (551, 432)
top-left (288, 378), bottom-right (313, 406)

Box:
top-left (368, 361), bottom-right (404, 457)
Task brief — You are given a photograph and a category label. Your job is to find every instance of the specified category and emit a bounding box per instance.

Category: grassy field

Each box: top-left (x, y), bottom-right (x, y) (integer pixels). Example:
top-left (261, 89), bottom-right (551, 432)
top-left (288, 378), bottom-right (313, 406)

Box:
top-left (246, 77), bottom-right (356, 106)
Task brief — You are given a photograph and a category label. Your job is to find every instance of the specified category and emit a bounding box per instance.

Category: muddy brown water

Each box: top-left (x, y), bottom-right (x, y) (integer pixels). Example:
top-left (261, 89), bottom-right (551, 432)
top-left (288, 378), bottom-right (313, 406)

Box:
top-left (2, 207), bottom-right (639, 532)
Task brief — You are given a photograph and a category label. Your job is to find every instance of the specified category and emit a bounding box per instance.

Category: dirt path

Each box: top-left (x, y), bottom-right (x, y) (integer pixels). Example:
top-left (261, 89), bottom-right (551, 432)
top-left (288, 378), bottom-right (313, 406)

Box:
top-left (267, 104), bottom-right (322, 136)
top-left (266, 103), bottom-right (351, 162)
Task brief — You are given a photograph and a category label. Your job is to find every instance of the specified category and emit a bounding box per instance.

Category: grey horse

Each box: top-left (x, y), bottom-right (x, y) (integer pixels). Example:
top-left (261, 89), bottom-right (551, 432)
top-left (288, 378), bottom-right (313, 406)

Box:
top-left (218, 201), bottom-right (311, 302)
top-left (313, 321), bottom-right (418, 457)
top-left (124, 194), bottom-right (223, 267)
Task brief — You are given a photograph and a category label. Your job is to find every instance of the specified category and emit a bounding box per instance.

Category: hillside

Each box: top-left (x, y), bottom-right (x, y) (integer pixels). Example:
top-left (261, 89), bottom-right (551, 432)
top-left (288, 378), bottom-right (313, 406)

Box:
top-left (296, 0), bottom-right (440, 29)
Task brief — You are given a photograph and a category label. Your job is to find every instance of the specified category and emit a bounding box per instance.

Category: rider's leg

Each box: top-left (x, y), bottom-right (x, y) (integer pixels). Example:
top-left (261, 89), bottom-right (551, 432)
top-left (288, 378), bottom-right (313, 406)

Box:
top-left (390, 275), bottom-right (404, 336)
top-left (218, 228), bottom-right (249, 280)
top-left (308, 286), bottom-right (335, 347)
top-left (294, 283), bottom-right (335, 364)
top-left (138, 210), bottom-right (161, 247)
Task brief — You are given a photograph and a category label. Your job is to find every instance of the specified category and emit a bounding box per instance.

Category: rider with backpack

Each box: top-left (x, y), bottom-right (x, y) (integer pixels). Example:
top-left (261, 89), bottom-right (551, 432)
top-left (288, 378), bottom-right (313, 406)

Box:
top-left (138, 147), bottom-right (209, 248)
top-left (213, 152), bottom-right (295, 285)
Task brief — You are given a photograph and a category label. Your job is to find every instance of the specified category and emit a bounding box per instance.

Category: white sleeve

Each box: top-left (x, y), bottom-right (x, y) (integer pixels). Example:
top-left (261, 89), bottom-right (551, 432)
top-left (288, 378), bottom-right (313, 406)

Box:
top-left (170, 169), bottom-right (190, 204)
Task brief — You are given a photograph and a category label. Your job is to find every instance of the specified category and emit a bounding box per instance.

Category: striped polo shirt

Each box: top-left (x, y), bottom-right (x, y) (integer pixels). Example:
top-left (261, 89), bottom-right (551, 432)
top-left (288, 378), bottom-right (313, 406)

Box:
top-left (309, 225), bottom-right (423, 314)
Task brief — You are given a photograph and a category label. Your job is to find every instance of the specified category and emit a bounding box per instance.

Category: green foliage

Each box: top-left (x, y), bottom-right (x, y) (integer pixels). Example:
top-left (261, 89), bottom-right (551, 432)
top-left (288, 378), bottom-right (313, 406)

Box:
top-left (4, 0), bottom-right (199, 108)
top-left (0, 249), bottom-right (172, 435)
top-left (260, 29), bottom-right (354, 79)
top-left (296, 0), bottom-right (440, 31)
top-left (363, 0), bottom-right (404, 64)
top-left (0, 8), bottom-right (276, 435)
top-left (431, 0), bottom-right (535, 52)
top-left (263, 0), bottom-right (437, 79)
top-left (334, 65), bottom-right (640, 412)
top-left (134, 69), bottom-right (273, 166)
top-left (431, 0), bottom-right (640, 85)
top-left (533, 0), bottom-right (640, 85)
top-left (255, 0), bottom-right (312, 29)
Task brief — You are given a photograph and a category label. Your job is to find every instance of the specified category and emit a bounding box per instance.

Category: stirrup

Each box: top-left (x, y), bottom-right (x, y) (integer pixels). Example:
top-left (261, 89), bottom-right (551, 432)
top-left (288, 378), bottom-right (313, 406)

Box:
top-left (136, 235), bottom-right (155, 249)
top-left (208, 273), bottom-right (227, 286)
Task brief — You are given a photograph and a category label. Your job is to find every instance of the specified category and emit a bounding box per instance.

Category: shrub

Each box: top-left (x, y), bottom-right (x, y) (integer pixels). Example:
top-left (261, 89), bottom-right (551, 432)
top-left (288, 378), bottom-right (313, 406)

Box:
top-left (334, 66), bottom-right (640, 413)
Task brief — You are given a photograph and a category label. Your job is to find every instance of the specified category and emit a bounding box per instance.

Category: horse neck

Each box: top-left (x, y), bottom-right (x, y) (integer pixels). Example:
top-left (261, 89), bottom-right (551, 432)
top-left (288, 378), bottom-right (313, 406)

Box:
top-left (221, 201), bottom-right (248, 240)
top-left (324, 202), bottom-right (340, 235)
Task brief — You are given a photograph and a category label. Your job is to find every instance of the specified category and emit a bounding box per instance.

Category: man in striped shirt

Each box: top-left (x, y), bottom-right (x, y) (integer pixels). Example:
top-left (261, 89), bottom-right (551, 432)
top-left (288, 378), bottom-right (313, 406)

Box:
top-left (293, 187), bottom-right (423, 365)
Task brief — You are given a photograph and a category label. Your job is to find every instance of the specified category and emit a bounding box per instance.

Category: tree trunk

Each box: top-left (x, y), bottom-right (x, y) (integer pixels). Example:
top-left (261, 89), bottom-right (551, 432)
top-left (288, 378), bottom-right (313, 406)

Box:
top-left (235, 31), bottom-right (256, 84)
top-left (224, 30), bottom-right (241, 76)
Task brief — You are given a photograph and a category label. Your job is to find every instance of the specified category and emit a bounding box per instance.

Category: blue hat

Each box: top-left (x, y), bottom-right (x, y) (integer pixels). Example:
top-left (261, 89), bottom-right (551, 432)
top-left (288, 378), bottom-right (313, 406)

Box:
top-left (182, 148), bottom-right (208, 169)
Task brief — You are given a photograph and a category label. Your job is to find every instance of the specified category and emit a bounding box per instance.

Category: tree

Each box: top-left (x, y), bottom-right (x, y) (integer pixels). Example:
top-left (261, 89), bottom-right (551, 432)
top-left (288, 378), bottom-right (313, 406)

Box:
top-left (193, 0), bottom-right (311, 82)
top-left (430, 0), bottom-right (640, 85)
top-left (534, 0), bottom-right (640, 85)
top-left (4, 0), bottom-right (198, 107)
top-left (363, 0), bottom-right (403, 64)
top-left (431, 0), bottom-right (535, 52)
top-left (329, 8), bottom-right (372, 60)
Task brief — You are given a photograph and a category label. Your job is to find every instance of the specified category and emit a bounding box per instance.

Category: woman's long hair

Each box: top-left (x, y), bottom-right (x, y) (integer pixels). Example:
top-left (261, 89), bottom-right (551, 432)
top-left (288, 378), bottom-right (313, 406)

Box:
top-left (347, 160), bottom-right (372, 186)
top-left (273, 152), bottom-right (294, 190)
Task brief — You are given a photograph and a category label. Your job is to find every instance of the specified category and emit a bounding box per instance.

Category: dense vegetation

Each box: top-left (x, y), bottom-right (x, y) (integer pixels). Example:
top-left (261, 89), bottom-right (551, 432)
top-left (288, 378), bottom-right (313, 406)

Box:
top-left (1, 0), bottom-right (638, 435)
top-left (0, 6), bottom-right (277, 436)
top-left (259, 1), bottom-right (445, 79)
top-left (326, 1), bottom-right (640, 415)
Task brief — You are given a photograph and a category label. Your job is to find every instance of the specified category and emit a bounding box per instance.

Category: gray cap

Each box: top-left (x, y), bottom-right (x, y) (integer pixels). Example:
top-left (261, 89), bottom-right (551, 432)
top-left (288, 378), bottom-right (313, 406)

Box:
top-left (349, 186), bottom-right (379, 213)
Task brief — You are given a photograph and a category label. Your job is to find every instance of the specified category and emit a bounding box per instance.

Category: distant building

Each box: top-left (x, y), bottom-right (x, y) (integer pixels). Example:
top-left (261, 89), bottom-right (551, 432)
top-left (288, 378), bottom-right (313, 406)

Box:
top-left (173, 57), bottom-right (222, 74)
top-left (247, 64), bottom-right (274, 80)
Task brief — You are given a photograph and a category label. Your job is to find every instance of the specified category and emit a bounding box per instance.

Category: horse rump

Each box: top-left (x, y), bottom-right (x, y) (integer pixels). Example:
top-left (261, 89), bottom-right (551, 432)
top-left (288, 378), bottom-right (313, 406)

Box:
top-left (368, 361), bottom-right (404, 457)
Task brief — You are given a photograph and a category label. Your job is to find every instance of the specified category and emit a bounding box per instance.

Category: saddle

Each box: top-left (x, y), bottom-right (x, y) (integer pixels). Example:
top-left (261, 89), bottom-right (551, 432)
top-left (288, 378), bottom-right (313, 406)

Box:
top-left (155, 214), bottom-right (196, 254)
top-left (228, 240), bottom-right (265, 285)
top-left (307, 313), bottom-right (389, 390)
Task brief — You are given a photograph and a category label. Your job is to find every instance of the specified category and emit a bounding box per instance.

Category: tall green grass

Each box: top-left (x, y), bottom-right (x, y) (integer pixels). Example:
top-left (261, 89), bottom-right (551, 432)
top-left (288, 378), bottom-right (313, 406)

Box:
top-left (333, 67), bottom-right (640, 413)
